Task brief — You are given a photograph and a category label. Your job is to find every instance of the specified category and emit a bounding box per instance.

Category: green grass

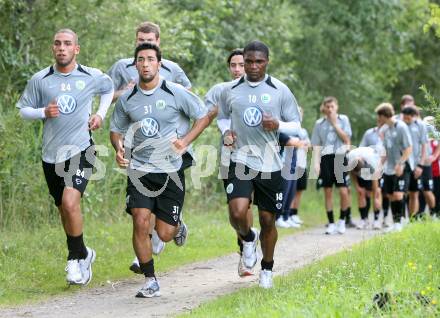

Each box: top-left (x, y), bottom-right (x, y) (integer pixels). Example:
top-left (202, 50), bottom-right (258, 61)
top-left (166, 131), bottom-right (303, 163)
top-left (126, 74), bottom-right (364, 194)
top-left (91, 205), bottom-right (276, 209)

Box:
top-left (0, 182), bottom-right (328, 307)
top-left (181, 221), bottom-right (440, 318)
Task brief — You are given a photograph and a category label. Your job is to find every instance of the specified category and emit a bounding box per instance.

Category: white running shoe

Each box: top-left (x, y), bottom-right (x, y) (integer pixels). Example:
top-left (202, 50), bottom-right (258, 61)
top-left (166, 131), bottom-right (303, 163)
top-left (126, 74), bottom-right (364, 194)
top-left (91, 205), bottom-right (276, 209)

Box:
top-left (136, 277), bottom-right (161, 298)
top-left (383, 219), bottom-right (392, 228)
top-left (152, 230), bottom-right (166, 255)
top-left (275, 218), bottom-right (291, 228)
top-left (385, 222), bottom-right (403, 233)
top-left (373, 219), bottom-right (382, 230)
top-left (394, 222), bottom-right (403, 232)
top-left (290, 215), bottom-right (303, 224)
top-left (174, 221), bottom-right (188, 246)
top-left (65, 259), bottom-right (82, 285)
top-left (325, 223), bottom-right (337, 235)
top-left (337, 220), bottom-right (346, 234)
top-left (79, 247), bottom-right (96, 285)
top-left (385, 223), bottom-right (396, 233)
top-left (237, 254), bottom-right (253, 277)
top-left (401, 217), bottom-right (409, 226)
top-left (286, 217), bottom-right (301, 228)
top-left (259, 269), bottom-right (273, 289)
top-left (356, 219), bottom-right (369, 230)
top-left (242, 228), bottom-right (258, 269)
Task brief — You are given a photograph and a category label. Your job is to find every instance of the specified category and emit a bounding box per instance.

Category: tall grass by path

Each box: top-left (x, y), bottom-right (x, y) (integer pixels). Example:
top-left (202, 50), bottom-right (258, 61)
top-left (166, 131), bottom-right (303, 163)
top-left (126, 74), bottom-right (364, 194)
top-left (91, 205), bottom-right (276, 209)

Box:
top-left (0, 182), bottom-right (327, 306)
top-left (182, 221), bottom-right (440, 318)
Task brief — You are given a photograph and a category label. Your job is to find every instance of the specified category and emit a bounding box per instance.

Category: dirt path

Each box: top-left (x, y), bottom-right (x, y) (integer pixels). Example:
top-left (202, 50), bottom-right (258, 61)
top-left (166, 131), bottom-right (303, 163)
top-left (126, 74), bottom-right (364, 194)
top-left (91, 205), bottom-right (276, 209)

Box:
top-left (1, 226), bottom-right (378, 318)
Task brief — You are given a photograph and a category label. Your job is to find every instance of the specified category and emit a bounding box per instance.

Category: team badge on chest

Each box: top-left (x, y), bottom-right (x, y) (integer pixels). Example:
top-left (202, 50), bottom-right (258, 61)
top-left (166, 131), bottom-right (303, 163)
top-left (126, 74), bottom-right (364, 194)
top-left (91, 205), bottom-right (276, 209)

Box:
top-left (141, 117), bottom-right (160, 137)
top-left (243, 106), bottom-right (263, 127)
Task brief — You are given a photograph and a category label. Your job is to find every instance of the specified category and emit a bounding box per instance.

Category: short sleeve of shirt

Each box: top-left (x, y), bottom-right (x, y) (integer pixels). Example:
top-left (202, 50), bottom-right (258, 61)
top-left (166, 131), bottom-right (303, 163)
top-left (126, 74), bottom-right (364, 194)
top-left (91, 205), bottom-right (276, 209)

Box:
top-left (311, 121), bottom-right (322, 146)
top-left (280, 85), bottom-right (301, 123)
top-left (359, 130), bottom-right (368, 147)
top-left (341, 115), bottom-right (352, 137)
top-left (420, 122), bottom-right (429, 144)
top-left (176, 88), bottom-right (207, 120)
top-left (16, 76), bottom-right (41, 109)
top-left (400, 124), bottom-right (413, 149)
top-left (173, 64), bottom-right (192, 89)
top-left (204, 83), bottom-right (223, 112)
top-left (107, 61), bottom-right (124, 91)
top-left (92, 70), bottom-right (114, 95)
top-left (110, 98), bottom-right (130, 134)
top-left (217, 85), bottom-right (231, 120)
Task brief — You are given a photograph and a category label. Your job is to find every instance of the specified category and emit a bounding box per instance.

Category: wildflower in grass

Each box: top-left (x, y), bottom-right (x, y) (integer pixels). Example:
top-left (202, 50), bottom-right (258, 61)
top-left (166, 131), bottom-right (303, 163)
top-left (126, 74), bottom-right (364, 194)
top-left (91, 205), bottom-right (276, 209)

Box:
top-left (428, 264), bottom-right (432, 271)
top-left (421, 290), bottom-right (426, 296)
top-left (408, 261), bottom-right (414, 268)
top-left (432, 299), bottom-right (437, 305)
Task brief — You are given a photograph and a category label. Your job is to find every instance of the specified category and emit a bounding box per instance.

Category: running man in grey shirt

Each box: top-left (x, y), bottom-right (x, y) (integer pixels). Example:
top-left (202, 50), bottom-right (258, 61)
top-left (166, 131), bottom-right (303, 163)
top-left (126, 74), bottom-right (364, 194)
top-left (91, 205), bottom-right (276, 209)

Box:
top-left (110, 43), bottom-right (209, 298)
top-left (108, 21), bottom-right (191, 102)
top-left (109, 21), bottom-right (194, 263)
top-left (376, 103), bottom-right (412, 232)
top-left (218, 41), bottom-right (301, 289)
top-left (311, 96), bottom-right (352, 235)
top-left (206, 48), bottom-right (257, 277)
top-left (16, 29), bottom-right (114, 286)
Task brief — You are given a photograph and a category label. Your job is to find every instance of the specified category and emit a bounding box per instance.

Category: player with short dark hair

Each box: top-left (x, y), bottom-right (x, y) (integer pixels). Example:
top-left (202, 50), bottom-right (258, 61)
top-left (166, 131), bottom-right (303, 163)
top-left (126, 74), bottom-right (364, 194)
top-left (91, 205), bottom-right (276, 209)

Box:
top-left (218, 40), bottom-right (302, 288)
top-left (110, 43), bottom-right (209, 298)
top-left (16, 29), bottom-right (114, 285)
top-left (401, 106), bottom-right (435, 219)
top-left (376, 103), bottom-right (413, 232)
top-left (110, 22), bottom-right (195, 272)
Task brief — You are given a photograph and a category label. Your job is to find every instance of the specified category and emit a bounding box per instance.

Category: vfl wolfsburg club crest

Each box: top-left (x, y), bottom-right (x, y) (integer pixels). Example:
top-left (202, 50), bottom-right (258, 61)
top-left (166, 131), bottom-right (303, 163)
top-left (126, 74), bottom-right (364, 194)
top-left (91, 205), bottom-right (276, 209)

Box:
top-left (75, 80), bottom-right (86, 90)
top-left (141, 117), bottom-right (160, 137)
top-left (156, 99), bottom-right (166, 110)
top-left (243, 106), bottom-right (263, 127)
top-left (57, 95), bottom-right (77, 114)
top-left (261, 93), bottom-right (271, 104)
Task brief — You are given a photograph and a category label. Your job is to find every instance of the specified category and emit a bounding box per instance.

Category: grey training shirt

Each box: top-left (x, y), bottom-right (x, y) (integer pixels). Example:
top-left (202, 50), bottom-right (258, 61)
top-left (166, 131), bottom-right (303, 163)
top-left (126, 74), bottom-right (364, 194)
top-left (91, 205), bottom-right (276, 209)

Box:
top-left (107, 57), bottom-right (191, 91)
top-left (406, 119), bottom-right (428, 166)
top-left (311, 115), bottom-right (352, 155)
top-left (110, 79), bottom-right (207, 173)
top-left (359, 127), bottom-right (382, 148)
top-left (383, 120), bottom-right (413, 175)
top-left (16, 64), bottom-right (113, 163)
top-left (218, 75), bottom-right (301, 172)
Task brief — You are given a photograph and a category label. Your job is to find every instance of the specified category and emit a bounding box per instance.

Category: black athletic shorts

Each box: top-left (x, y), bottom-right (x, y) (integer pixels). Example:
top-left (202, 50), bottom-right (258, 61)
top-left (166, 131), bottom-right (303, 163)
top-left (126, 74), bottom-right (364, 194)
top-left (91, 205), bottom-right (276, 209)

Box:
top-left (357, 176), bottom-right (372, 191)
top-left (42, 145), bottom-right (95, 206)
top-left (317, 154), bottom-right (350, 188)
top-left (181, 152), bottom-right (195, 170)
top-left (296, 168), bottom-right (308, 191)
top-left (125, 169), bottom-right (185, 226)
top-left (409, 166), bottom-right (434, 192)
top-left (383, 170), bottom-right (411, 195)
top-left (223, 161), bottom-right (284, 214)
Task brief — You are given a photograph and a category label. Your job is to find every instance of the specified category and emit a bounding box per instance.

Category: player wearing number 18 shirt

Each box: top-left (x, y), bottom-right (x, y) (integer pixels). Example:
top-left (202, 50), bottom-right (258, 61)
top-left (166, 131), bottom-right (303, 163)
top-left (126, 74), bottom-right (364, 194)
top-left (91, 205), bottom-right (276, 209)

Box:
top-left (218, 41), bottom-right (301, 289)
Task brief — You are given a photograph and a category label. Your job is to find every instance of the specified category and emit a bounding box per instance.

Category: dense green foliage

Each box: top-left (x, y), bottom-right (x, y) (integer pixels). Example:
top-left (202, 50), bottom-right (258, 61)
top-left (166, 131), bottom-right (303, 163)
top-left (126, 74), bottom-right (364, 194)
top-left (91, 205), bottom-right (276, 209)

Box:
top-left (1, 0), bottom-right (440, 228)
top-left (181, 221), bottom-right (440, 318)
